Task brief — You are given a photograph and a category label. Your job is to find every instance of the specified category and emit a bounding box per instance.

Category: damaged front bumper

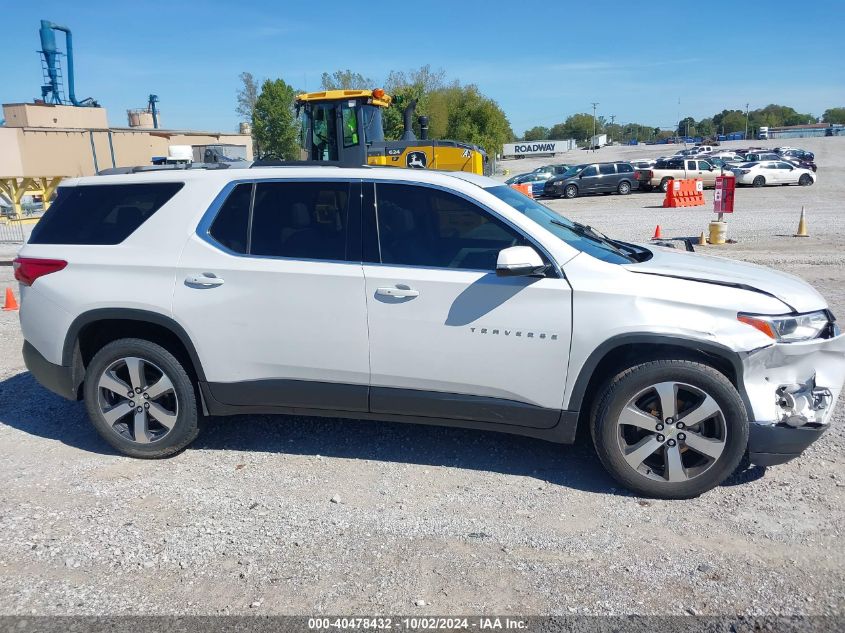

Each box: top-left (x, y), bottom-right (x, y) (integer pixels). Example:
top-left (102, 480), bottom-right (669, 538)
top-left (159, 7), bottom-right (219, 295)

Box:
top-left (741, 333), bottom-right (845, 466)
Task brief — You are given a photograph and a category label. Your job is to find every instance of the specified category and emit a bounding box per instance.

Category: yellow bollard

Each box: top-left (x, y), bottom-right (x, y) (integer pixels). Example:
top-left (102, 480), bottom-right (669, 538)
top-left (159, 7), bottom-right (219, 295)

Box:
top-left (708, 221), bottom-right (727, 245)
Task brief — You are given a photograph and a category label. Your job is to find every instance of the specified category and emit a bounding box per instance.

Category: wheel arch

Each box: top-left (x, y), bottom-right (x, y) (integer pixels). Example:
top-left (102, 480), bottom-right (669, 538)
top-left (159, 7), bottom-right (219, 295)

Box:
top-left (63, 309), bottom-right (206, 399)
top-left (567, 334), bottom-right (752, 424)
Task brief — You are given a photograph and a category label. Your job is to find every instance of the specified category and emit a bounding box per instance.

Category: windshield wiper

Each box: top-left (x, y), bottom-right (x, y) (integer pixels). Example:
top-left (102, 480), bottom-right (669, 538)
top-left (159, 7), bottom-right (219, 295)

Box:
top-left (549, 218), bottom-right (631, 259)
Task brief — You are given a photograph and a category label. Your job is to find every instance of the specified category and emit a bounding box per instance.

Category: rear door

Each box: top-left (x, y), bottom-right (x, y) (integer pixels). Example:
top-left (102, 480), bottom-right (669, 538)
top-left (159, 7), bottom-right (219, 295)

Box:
top-left (362, 181), bottom-right (572, 427)
top-left (173, 179), bottom-right (370, 411)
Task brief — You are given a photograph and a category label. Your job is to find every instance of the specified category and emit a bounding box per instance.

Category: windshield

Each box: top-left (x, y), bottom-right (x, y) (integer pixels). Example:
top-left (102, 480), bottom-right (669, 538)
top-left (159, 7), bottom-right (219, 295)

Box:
top-left (559, 164), bottom-right (585, 178)
top-left (485, 186), bottom-right (632, 264)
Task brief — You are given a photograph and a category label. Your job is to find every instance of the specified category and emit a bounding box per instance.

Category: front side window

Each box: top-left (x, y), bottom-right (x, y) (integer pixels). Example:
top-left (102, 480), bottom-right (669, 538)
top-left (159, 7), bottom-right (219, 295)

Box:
top-left (250, 181), bottom-right (350, 260)
top-left (375, 183), bottom-right (523, 270)
top-left (581, 165), bottom-right (598, 177)
top-left (485, 186), bottom-right (631, 264)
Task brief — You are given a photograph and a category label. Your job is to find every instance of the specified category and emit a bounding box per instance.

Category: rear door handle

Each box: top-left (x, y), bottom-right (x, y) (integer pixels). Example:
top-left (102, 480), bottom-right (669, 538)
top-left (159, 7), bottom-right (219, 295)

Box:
top-left (185, 273), bottom-right (224, 287)
top-left (375, 286), bottom-right (419, 298)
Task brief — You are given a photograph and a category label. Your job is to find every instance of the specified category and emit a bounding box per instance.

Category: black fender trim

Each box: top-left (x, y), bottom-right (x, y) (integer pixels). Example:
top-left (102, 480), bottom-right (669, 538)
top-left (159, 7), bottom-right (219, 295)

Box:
top-left (565, 333), bottom-right (751, 417)
top-left (62, 308), bottom-right (206, 381)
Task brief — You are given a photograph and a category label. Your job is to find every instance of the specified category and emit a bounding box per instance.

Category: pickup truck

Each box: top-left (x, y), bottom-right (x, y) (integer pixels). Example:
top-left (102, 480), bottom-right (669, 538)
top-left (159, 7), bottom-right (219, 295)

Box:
top-left (635, 157), bottom-right (722, 192)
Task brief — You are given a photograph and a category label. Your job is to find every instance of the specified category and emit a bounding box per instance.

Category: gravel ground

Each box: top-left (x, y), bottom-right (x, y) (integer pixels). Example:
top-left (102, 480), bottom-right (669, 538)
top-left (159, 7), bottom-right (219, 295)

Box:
top-left (0, 137), bottom-right (844, 617)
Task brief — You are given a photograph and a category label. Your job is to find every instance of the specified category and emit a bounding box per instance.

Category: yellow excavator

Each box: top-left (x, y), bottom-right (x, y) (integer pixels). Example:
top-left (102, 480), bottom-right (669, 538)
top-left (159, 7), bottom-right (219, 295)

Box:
top-left (294, 89), bottom-right (487, 175)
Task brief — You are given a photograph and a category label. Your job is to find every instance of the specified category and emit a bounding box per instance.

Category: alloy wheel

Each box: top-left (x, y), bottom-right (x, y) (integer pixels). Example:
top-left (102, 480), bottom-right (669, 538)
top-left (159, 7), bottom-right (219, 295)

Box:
top-left (616, 381), bottom-right (726, 483)
top-left (96, 356), bottom-right (179, 444)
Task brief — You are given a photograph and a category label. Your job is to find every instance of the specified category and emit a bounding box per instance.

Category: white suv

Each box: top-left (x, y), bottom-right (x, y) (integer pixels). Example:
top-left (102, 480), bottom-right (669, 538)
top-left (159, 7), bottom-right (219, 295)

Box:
top-left (14, 165), bottom-right (845, 498)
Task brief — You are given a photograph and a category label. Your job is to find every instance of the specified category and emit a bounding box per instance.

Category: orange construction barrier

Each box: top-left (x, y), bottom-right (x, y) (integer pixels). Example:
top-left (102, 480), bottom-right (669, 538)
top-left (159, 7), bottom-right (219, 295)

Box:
top-left (2, 287), bottom-right (19, 311)
top-left (663, 178), bottom-right (704, 208)
top-left (510, 182), bottom-right (534, 198)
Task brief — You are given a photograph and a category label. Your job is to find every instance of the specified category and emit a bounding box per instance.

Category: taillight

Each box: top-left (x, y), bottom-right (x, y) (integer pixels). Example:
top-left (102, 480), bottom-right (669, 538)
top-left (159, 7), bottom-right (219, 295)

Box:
top-left (12, 257), bottom-right (67, 286)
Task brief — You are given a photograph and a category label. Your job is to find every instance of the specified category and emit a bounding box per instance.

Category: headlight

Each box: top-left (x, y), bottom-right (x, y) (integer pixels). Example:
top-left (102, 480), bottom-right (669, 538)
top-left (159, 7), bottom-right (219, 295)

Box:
top-left (738, 311), bottom-right (831, 342)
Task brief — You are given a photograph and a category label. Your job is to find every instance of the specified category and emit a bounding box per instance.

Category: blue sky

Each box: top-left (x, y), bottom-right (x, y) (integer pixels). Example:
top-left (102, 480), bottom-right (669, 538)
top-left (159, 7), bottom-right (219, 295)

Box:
top-left (2, 0), bottom-right (844, 135)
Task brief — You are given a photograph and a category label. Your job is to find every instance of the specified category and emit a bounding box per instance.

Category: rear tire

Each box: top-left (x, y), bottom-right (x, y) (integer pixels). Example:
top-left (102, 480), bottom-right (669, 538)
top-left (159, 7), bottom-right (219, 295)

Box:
top-left (591, 360), bottom-right (748, 499)
top-left (799, 174), bottom-right (813, 186)
top-left (659, 178), bottom-right (672, 193)
top-left (83, 338), bottom-right (200, 458)
top-left (617, 181), bottom-right (632, 195)
top-left (752, 176), bottom-right (766, 187)
top-left (564, 184), bottom-right (579, 199)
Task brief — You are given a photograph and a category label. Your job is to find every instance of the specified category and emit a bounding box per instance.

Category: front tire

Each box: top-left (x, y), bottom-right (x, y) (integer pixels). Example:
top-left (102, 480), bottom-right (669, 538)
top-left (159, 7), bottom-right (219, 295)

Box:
top-left (799, 174), bottom-right (813, 186)
top-left (83, 338), bottom-right (200, 458)
top-left (752, 176), bottom-right (766, 187)
top-left (591, 360), bottom-right (748, 499)
top-left (564, 184), bottom-right (579, 199)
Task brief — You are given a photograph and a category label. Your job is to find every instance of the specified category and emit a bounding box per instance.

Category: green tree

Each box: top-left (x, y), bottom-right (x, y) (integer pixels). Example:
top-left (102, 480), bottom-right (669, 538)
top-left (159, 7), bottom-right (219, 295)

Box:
top-left (252, 78), bottom-right (301, 160)
top-left (677, 116), bottom-right (696, 136)
top-left (320, 69), bottom-right (374, 90)
top-left (696, 118), bottom-right (715, 138)
top-left (382, 65), bottom-right (447, 140)
top-left (444, 85), bottom-right (513, 158)
top-left (523, 126), bottom-right (550, 141)
top-left (713, 109), bottom-right (746, 133)
top-left (822, 107), bottom-right (845, 124)
top-left (564, 113), bottom-right (598, 142)
top-left (548, 122), bottom-right (569, 139)
top-left (236, 71), bottom-right (260, 154)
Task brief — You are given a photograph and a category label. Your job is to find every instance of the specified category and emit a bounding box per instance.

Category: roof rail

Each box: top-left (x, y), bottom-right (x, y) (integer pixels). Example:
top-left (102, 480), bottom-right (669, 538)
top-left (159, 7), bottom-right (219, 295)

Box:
top-left (97, 162), bottom-right (235, 176)
top-left (249, 159), bottom-right (370, 169)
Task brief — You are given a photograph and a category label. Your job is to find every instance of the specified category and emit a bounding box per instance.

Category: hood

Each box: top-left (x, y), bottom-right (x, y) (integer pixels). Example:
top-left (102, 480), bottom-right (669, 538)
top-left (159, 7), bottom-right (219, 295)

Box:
top-left (624, 246), bottom-right (827, 313)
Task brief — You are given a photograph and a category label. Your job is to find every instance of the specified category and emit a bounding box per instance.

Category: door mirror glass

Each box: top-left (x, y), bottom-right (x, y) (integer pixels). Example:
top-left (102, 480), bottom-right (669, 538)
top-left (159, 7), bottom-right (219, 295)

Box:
top-left (496, 246), bottom-right (546, 277)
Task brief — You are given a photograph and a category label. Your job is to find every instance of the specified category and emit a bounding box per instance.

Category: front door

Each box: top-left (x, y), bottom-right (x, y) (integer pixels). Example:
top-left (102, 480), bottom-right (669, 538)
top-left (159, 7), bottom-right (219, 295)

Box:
top-left (579, 164), bottom-right (600, 193)
top-left (173, 179), bottom-right (370, 411)
top-left (362, 181), bottom-right (572, 428)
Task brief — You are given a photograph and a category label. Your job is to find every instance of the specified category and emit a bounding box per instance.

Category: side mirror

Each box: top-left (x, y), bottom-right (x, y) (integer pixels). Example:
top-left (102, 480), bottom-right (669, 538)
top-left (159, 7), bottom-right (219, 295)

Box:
top-left (496, 246), bottom-right (547, 277)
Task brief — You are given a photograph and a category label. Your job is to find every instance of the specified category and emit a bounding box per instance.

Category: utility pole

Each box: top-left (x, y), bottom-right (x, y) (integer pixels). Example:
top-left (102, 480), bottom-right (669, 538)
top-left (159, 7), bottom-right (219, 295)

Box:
top-left (609, 114), bottom-right (616, 143)
top-left (745, 103), bottom-right (749, 141)
top-left (591, 102), bottom-right (599, 152)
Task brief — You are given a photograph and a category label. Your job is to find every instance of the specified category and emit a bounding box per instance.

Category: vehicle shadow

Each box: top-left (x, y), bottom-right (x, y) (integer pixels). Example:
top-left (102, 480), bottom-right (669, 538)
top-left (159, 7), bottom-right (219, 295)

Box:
top-left (0, 371), bottom-right (620, 495)
top-left (0, 371), bottom-right (761, 496)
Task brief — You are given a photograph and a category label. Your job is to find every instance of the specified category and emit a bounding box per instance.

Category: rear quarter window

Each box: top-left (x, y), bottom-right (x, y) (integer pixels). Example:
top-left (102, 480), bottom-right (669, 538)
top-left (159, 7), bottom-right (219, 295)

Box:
top-left (29, 183), bottom-right (183, 245)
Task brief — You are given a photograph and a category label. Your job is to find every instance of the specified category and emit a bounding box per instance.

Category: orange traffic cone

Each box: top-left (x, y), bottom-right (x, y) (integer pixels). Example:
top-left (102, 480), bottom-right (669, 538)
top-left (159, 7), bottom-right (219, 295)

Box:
top-left (2, 287), bottom-right (19, 311)
top-left (652, 225), bottom-right (663, 239)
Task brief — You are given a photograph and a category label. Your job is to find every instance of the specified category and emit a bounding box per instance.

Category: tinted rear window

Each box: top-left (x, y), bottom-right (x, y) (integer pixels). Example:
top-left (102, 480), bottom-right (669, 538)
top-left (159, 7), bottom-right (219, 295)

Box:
top-left (30, 183), bottom-right (183, 245)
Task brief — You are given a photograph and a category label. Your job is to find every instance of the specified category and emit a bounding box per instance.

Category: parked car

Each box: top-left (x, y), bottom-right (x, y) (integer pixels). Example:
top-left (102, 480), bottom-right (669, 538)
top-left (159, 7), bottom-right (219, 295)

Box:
top-left (778, 148), bottom-right (816, 163)
top-left (532, 164), bottom-right (570, 176)
top-left (731, 152), bottom-right (816, 172)
top-left (15, 165), bottom-right (845, 499)
top-left (630, 159), bottom-right (657, 170)
top-left (505, 171), bottom-right (552, 197)
top-left (543, 162), bottom-right (638, 198)
top-left (731, 161), bottom-right (816, 187)
top-left (636, 158), bottom-right (721, 192)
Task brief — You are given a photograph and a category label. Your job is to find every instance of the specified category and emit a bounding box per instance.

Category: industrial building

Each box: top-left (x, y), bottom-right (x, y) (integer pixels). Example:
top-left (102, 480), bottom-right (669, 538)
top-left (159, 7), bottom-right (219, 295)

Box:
top-left (1, 19), bottom-right (251, 220)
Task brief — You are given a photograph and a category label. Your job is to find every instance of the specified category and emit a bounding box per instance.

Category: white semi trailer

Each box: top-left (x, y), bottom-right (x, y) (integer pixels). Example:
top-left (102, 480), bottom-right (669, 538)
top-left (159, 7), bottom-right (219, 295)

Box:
top-left (502, 139), bottom-right (576, 158)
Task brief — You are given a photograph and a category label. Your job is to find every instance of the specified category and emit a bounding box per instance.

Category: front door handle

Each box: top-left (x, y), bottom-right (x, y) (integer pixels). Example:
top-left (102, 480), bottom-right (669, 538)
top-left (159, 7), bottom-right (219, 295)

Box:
top-left (185, 273), bottom-right (224, 287)
top-left (375, 286), bottom-right (419, 298)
